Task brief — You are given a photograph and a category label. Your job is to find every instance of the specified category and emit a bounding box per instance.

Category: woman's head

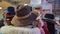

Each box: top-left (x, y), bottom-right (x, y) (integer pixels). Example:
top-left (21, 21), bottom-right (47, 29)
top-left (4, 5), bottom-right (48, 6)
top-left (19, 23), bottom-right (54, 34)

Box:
top-left (44, 14), bottom-right (55, 19)
top-left (11, 4), bottom-right (38, 27)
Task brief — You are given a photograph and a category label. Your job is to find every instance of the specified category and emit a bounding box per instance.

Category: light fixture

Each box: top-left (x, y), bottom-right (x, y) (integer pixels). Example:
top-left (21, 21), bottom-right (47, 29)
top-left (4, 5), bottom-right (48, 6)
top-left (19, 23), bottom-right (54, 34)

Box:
top-left (0, 7), bottom-right (2, 9)
top-left (24, 4), bottom-right (28, 6)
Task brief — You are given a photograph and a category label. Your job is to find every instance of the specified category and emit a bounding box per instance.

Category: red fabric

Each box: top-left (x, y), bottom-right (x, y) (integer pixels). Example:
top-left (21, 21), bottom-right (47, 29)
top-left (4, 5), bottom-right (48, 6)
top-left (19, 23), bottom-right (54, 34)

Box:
top-left (32, 19), bottom-right (50, 34)
top-left (38, 19), bottom-right (50, 34)
top-left (42, 22), bottom-right (50, 34)
top-left (4, 14), bottom-right (15, 16)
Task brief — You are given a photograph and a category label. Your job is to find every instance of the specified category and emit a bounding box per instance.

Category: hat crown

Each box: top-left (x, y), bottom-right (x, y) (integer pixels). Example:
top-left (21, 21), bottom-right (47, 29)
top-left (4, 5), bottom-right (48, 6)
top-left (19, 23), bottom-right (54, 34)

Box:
top-left (16, 5), bottom-right (32, 17)
top-left (7, 6), bottom-right (14, 12)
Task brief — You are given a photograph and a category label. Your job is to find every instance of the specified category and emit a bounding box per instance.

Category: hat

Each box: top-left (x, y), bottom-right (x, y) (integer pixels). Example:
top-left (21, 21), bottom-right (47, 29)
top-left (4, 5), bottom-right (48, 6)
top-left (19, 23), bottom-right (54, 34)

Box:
top-left (11, 5), bottom-right (38, 26)
top-left (7, 6), bottom-right (15, 14)
top-left (7, 6), bottom-right (14, 12)
top-left (44, 14), bottom-right (55, 19)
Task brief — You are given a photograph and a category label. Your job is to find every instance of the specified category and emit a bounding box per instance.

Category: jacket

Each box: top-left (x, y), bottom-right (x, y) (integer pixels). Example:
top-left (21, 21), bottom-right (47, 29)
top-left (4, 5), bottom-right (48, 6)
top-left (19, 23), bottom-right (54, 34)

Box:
top-left (0, 26), bottom-right (41, 34)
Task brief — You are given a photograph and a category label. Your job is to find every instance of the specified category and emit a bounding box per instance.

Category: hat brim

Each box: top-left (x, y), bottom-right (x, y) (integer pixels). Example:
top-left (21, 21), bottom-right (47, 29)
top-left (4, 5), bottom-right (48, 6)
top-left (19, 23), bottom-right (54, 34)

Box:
top-left (11, 13), bottom-right (38, 26)
top-left (21, 13), bottom-right (37, 20)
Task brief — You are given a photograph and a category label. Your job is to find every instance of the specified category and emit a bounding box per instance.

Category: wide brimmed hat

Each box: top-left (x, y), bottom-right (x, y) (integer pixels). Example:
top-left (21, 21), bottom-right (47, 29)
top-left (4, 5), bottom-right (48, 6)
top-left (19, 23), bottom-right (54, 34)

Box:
top-left (11, 5), bottom-right (38, 26)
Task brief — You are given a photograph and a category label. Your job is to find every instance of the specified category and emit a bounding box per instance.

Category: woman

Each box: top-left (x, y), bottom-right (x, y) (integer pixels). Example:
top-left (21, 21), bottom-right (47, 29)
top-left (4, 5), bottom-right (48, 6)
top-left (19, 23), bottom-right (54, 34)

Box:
top-left (1, 4), bottom-right (41, 34)
top-left (43, 14), bottom-right (56, 34)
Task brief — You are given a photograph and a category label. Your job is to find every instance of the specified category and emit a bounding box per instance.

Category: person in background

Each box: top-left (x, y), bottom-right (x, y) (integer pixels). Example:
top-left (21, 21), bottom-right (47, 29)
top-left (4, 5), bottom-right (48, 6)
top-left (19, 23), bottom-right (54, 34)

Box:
top-left (32, 19), bottom-right (46, 34)
top-left (36, 17), bottom-right (50, 34)
top-left (1, 4), bottom-right (41, 34)
top-left (35, 7), bottom-right (50, 34)
top-left (4, 6), bottom-right (15, 25)
top-left (42, 14), bottom-right (56, 34)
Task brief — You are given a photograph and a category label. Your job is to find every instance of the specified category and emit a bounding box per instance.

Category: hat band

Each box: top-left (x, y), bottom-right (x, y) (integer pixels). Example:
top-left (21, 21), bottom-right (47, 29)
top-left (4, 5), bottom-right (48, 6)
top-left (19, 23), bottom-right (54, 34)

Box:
top-left (16, 12), bottom-right (32, 20)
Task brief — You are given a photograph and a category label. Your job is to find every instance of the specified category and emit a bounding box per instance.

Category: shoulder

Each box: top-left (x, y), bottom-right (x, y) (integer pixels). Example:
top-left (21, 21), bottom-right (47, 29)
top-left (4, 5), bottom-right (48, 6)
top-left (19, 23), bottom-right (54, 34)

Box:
top-left (0, 26), bottom-right (18, 34)
top-left (1, 26), bottom-right (41, 34)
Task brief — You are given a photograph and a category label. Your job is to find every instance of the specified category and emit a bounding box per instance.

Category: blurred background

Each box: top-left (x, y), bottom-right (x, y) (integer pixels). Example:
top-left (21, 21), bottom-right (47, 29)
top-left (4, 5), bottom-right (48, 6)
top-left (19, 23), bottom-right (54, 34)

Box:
top-left (0, 0), bottom-right (60, 34)
top-left (0, 0), bottom-right (60, 23)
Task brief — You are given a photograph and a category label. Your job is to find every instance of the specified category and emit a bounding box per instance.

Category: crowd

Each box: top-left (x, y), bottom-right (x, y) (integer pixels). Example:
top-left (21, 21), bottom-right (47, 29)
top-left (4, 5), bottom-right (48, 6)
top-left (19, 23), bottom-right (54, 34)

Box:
top-left (0, 4), bottom-right (58, 34)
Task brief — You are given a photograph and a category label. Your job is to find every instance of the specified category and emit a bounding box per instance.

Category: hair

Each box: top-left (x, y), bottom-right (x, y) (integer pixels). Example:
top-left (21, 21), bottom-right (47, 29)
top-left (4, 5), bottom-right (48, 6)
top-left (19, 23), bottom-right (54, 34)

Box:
top-left (44, 14), bottom-right (55, 19)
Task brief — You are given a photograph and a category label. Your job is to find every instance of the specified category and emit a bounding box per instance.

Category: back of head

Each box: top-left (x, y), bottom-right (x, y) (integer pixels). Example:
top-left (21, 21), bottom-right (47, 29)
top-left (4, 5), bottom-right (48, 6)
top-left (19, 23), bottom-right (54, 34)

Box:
top-left (43, 14), bottom-right (55, 25)
top-left (44, 14), bottom-right (55, 19)
top-left (43, 14), bottom-right (56, 32)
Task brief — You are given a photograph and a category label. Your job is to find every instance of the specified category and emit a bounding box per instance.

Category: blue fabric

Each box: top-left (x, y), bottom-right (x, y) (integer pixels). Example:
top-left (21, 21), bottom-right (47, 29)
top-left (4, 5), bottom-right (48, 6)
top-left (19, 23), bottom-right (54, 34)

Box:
top-left (0, 32), bottom-right (2, 34)
top-left (4, 10), bottom-right (15, 14)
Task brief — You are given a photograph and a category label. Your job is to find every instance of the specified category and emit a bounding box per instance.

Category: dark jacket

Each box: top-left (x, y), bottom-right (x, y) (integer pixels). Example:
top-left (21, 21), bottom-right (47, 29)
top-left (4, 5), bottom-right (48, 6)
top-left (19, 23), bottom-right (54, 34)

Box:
top-left (42, 19), bottom-right (55, 34)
